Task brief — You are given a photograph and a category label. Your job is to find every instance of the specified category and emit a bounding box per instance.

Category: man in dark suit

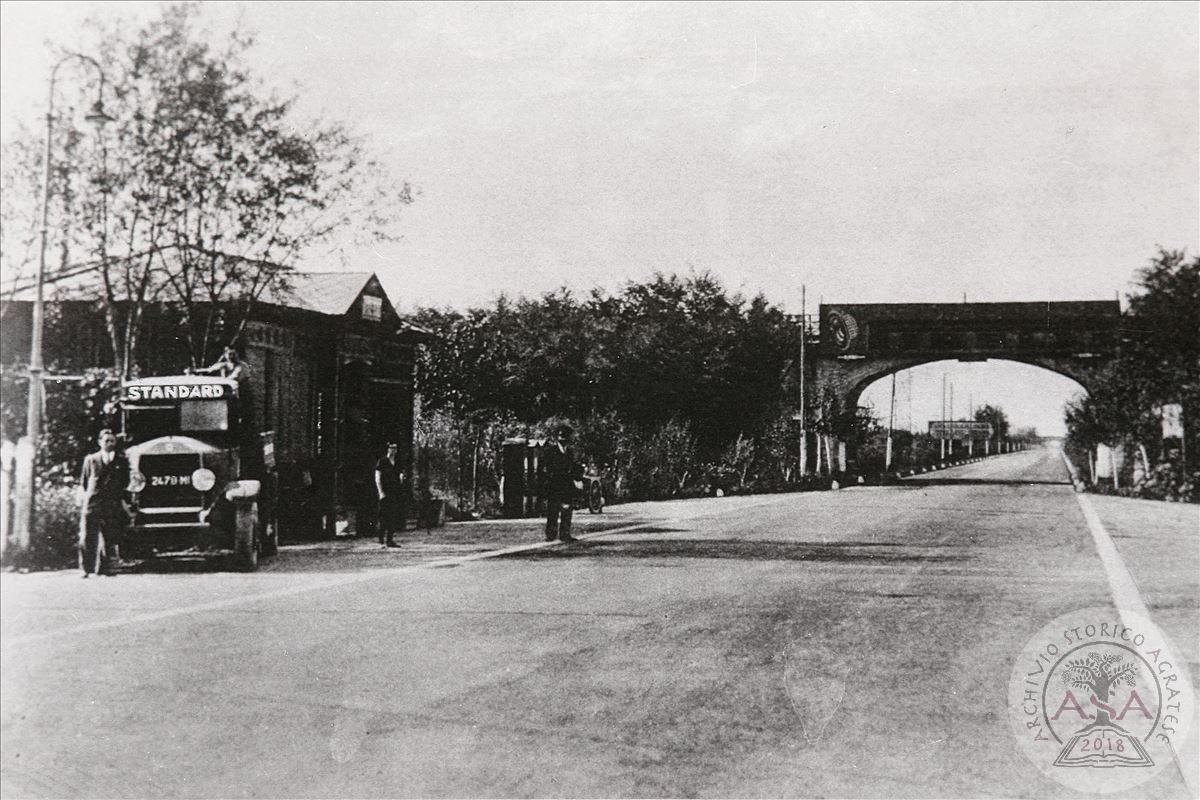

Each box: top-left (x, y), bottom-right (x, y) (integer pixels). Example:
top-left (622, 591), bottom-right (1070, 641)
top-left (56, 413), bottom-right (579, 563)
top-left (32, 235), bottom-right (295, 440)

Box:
top-left (541, 424), bottom-right (584, 543)
top-left (78, 429), bottom-right (131, 577)
top-left (374, 441), bottom-right (407, 548)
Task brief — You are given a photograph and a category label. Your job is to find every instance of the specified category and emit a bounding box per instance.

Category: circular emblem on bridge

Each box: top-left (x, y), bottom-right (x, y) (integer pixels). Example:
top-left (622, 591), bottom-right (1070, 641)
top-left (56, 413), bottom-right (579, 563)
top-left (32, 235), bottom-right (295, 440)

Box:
top-left (827, 310), bottom-right (858, 352)
top-left (1007, 607), bottom-right (1193, 795)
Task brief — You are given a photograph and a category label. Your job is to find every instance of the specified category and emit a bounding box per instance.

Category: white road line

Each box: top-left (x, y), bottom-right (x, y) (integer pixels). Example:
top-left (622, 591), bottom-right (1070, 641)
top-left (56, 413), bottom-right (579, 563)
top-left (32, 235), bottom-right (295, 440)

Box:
top-left (1072, 486), bottom-right (1198, 799)
top-left (4, 494), bottom-right (799, 646)
top-left (1072, 491), bottom-right (1150, 618)
top-left (1059, 445), bottom-right (1196, 794)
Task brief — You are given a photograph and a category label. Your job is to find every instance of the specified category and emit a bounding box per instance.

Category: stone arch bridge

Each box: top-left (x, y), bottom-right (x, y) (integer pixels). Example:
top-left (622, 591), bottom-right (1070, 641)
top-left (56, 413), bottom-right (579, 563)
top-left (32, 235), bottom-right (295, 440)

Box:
top-left (812, 300), bottom-right (1121, 468)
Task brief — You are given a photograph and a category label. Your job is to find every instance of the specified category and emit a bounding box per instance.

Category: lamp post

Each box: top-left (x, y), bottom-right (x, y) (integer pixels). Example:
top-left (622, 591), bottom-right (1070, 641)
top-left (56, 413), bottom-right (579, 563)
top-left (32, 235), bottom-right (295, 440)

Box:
top-left (11, 53), bottom-right (113, 552)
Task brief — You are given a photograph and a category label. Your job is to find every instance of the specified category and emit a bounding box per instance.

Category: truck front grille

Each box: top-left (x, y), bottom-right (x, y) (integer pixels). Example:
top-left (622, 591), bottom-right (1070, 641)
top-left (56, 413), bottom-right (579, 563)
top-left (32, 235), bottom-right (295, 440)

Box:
top-left (134, 510), bottom-right (203, 527)
top-left (138, 453), bottom-right (204, 511)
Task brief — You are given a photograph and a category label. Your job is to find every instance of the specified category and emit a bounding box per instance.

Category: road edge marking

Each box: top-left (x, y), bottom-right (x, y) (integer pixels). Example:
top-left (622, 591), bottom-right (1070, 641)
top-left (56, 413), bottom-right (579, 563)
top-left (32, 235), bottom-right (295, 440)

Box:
top-left (1071, 487), bottom-right (1198, 799)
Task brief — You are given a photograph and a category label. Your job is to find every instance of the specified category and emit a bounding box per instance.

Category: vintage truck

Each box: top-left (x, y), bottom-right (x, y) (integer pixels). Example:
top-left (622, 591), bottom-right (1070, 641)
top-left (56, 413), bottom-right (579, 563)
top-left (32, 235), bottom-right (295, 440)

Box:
top-left (120, 374), bottom-right (278, 570)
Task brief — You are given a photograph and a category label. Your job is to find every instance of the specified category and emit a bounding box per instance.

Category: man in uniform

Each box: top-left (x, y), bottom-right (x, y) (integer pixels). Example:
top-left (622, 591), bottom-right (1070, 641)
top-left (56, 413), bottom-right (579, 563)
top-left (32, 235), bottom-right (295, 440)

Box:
top-left (374, 441), bottom-right (407, 548)
top-left (78, 429), bottom-right (131, 577)
top-left (541, 423), bottom-right (584, 543)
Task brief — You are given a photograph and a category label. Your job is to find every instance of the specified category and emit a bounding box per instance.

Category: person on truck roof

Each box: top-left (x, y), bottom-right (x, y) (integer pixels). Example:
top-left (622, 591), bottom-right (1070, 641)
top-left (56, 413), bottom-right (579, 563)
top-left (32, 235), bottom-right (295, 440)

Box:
top-left (194, 346), bottom-right (251, 383)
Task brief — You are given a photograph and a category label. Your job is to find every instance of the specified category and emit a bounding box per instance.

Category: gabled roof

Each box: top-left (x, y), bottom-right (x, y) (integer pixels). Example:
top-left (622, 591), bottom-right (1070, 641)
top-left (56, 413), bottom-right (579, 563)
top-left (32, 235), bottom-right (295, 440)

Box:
top-left (3, 268), bottom-right (375, 316)
top-left (1, 267), bottom-right (149, 303)
top-left (257, 272), bottom-right (375, 316)
top-left (2, 266), bottom-right (433, 340)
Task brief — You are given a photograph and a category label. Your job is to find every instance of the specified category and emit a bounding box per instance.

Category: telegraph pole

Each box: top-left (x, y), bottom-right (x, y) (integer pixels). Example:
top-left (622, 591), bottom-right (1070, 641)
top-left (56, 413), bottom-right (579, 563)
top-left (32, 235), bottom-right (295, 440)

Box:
top-left (885, 372), bottom-right (896, 470)
top-left (940, 374), bottom-right (947, 460)
top-left (12, 54), bottom-right (112, 553)
top-left (968, 391), bottom-right (974, 455)
top-left (798, 285), bottom-right (807, 477)
top-left (949, 382), bottom-right (954, 456)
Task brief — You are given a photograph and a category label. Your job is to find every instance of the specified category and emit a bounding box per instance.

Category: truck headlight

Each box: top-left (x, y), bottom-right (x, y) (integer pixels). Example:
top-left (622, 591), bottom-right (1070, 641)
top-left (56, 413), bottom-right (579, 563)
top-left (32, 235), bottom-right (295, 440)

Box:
top-left (128, 471), bottom-right (146, 493)
top-left (191, 468), bottom-right (216, 492)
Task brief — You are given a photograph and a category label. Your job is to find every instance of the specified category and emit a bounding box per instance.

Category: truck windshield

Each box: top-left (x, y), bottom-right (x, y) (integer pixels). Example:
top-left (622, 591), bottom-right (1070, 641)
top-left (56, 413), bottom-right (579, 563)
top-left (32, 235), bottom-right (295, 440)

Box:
top-left (125, 400), bottom-right (232, 443)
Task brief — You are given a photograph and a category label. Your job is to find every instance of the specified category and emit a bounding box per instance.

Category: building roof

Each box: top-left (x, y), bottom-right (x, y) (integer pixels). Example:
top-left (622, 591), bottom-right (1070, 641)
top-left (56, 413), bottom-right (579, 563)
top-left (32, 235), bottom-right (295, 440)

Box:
top-left (4, 268), bottom-right (379, 317)
top-left (257, 272), bottom-right (375, 316)
top-left (1, 266), bottom-right (148, 303)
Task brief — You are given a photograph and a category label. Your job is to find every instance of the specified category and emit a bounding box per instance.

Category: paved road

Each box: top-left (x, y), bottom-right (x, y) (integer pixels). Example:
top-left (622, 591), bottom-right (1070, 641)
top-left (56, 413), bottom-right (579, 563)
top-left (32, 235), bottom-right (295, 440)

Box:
top-left (2, 448), bottom-right (1196, 798)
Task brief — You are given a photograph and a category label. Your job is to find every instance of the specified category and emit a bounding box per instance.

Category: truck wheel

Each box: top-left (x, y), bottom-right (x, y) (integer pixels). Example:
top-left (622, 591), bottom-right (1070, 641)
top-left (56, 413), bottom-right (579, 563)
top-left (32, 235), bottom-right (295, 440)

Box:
top-left (261, 517), bottom-right (279, 557)
top-left (588, 481), bottom-right (604, 514)
top-left (234, 501), bottom-right (259, 571)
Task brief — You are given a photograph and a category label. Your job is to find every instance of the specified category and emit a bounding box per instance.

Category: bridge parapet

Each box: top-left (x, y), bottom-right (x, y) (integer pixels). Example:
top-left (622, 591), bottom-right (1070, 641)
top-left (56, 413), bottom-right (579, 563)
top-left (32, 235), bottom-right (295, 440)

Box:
top-left (810, 300), bottom-right (1120, 447)
top-left (820, 301), bottom-right (1120, 361)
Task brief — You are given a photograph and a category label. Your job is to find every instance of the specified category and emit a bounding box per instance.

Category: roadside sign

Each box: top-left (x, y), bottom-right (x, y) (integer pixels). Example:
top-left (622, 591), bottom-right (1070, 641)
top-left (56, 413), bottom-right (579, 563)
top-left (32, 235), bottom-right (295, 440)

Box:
top-left (929, 420), bottom-right (993, 440)
top-left (1160, 403), bottom-right (1184, 439)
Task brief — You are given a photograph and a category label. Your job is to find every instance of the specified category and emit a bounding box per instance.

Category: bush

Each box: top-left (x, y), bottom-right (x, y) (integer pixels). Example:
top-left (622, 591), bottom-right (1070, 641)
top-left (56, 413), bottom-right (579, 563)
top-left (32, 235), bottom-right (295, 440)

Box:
top-left (1127, 464), bottom-right (1198, 503)
top-left (0, 368), bottom-right (121, 479)
top-left (5, 480), bottom-right (81, 570)
top-left (623, 420), bottom-right (698, 501)
top-left (1062, 443), bottom-right (1197, 503)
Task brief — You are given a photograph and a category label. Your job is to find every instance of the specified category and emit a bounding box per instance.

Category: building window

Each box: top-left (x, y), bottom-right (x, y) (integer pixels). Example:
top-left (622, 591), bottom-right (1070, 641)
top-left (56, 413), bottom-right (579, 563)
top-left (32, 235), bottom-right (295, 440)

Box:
top-left (362, 295), bottom-right (382, 321)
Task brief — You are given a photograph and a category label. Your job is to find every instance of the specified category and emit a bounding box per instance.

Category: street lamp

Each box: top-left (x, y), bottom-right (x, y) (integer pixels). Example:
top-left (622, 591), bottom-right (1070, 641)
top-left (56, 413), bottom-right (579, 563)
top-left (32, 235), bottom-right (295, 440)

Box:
top-left (12, 53), bottom-right (113, 551)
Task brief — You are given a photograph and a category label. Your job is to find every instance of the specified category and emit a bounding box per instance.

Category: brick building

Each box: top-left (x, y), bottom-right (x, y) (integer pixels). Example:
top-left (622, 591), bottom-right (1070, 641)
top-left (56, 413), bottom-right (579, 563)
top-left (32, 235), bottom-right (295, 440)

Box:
top-left (1, 271), bottom-right (430, 536)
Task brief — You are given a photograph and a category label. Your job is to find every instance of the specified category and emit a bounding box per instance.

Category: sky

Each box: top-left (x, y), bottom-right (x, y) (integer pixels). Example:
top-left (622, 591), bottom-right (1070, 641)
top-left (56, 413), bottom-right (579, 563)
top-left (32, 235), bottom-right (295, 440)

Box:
top-left (2, 1), bottom-right (1197, 435)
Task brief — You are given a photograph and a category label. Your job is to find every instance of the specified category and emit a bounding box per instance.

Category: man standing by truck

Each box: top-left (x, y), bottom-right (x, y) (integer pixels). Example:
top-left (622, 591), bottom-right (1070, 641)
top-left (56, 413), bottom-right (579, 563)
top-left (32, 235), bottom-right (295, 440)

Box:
top-left (78, 429), bottom-right (131, 577)
top-left (374, 441), bottom-right (407, 548)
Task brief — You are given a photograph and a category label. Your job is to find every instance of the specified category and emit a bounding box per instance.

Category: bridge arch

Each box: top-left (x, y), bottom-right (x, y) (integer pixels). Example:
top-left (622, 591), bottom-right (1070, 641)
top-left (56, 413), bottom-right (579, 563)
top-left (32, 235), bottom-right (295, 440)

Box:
top-left (810, 300), bottom-right (1119, 462)
top-left (825, 354), bottom-right (1102, 428)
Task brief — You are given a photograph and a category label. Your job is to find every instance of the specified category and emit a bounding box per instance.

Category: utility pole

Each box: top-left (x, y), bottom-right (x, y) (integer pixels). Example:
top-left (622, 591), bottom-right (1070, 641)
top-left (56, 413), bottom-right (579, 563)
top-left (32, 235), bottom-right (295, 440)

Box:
top-left (798, 285), bottom-right (807, 477)
top-left (968, 391), bottom-right (974, 455)
top-left (885, 372), bottom-right (897, 471)
top-left (940, 374), bottom-right (947, 461)
top-left (12, 54), bottom-right (112, 553)
top-left (948, 382), bottom-right (954, 456)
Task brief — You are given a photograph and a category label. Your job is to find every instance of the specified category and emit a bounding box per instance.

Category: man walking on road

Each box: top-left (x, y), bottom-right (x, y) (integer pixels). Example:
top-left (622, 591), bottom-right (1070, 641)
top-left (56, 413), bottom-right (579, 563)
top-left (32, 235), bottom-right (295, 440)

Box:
top-left (78, 429), bottom-right (131, 577)
top-left (541, 423), bottom-right (584, 543)
top-left (375, 441), bottom-right (407, 548)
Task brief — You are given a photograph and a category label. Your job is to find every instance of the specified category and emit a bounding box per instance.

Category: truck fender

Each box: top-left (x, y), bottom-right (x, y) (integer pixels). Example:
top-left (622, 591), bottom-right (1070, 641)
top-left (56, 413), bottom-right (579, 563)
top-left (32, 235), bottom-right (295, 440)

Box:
top-left (224, 479), bottom-right (261, 502)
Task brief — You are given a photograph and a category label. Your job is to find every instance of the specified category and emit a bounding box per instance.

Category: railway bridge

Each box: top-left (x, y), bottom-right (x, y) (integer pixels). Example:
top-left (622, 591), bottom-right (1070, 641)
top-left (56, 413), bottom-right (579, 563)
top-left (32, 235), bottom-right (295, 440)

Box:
top-left (810, 300), bottom-right (1122, 470)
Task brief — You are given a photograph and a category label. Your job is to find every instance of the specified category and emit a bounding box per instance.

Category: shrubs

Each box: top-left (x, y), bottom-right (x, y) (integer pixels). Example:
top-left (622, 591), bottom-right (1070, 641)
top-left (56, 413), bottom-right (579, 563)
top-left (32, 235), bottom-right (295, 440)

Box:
top-left (624, 420), bottom-right (698, 501)
top-left (1131, 465), bottom-right (1198, 503)
top-left (5, 480), bottom-right (81, 570)
top-left (1063, 442), bottom-right (1197, 503)
top-left (1097, 463), bottom-right (1199, 503)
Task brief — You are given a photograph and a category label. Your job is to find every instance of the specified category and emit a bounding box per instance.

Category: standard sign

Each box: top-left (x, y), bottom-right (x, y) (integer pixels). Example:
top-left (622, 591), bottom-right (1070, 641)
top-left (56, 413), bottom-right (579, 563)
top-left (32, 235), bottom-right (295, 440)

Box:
top-left (124, 383), bottom-right (230, 401)
top-left (929, 420), bottom-right (993, 440)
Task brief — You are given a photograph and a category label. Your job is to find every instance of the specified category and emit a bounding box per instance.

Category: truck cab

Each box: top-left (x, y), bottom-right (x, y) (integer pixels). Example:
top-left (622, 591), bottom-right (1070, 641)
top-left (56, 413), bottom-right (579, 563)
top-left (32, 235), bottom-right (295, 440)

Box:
top-left (121, 375), bottom-right (276, 570)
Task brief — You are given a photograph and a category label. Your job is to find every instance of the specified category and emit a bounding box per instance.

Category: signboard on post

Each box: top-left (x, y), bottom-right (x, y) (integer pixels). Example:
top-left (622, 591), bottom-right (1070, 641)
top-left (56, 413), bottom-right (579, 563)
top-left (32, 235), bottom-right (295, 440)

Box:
top-left (1160, 403), bottom-right (1184, 440)
top-left (929, 420), bottom-right (993, 441)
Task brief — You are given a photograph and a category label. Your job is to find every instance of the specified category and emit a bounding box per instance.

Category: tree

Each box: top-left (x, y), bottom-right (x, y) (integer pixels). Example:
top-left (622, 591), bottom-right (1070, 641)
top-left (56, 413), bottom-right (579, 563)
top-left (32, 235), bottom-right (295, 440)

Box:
top-left (1066, 249), bottom-right (1199, 472)
top-left (412, 271), bottom-right (796, 462)
top-left (974, 404), bottom-right (1010, 443)
top-left (1, 4), bottom-right (412, 377)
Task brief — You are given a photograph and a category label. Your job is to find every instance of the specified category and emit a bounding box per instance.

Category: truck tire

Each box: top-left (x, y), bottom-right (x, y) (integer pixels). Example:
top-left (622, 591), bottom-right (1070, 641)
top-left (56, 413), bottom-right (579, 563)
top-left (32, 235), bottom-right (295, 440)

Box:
top-left (261, 517), bottom-right (279, 557)
top-left (234, 501), bottom-right (259, 571)
top-left (587, 479), bottom-right (604, 514)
